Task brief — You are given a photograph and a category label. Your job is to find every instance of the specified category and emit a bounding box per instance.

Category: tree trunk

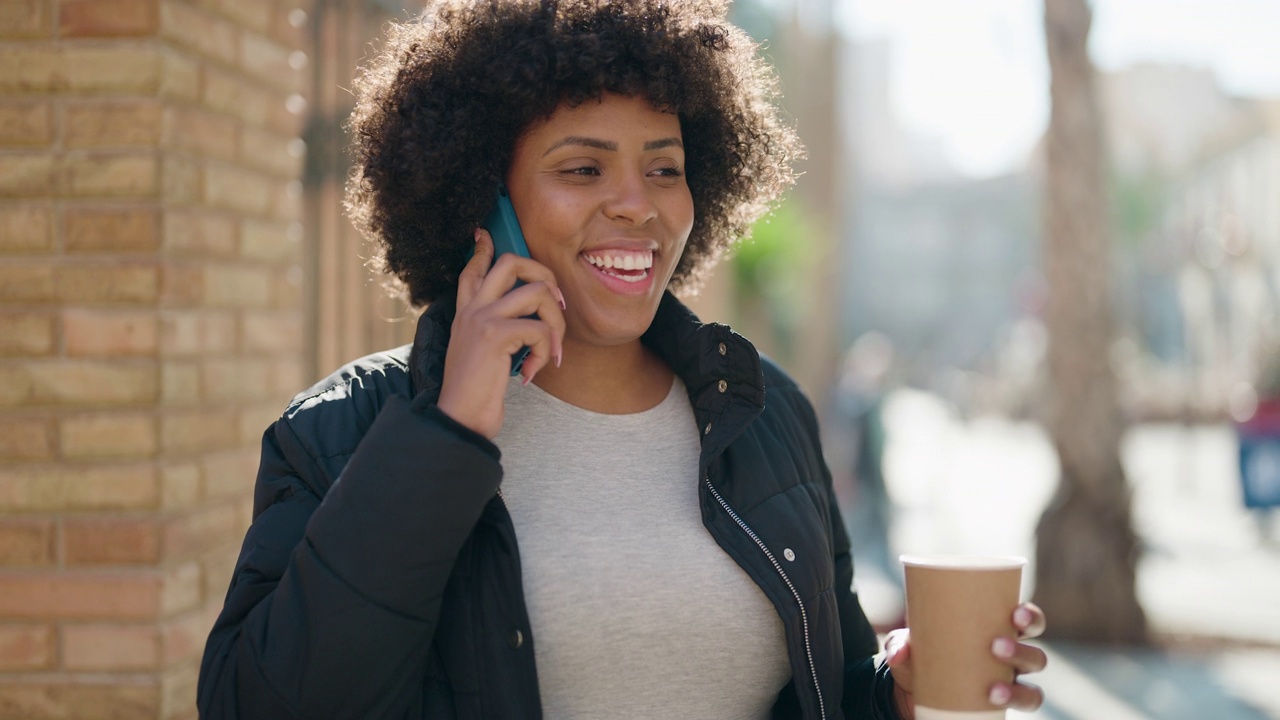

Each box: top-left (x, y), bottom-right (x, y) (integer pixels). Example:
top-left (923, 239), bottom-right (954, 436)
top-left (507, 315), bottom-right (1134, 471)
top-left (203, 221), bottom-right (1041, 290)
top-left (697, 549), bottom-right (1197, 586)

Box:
top-left (1034, 0), bottom-right (1147, 644)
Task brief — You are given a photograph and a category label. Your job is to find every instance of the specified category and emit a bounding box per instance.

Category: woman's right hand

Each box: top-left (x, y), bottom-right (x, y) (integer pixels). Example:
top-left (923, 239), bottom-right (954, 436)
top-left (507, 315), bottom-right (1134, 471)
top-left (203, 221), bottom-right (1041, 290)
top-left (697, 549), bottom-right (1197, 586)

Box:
top-left (435, 229), bottom-right (566, 439)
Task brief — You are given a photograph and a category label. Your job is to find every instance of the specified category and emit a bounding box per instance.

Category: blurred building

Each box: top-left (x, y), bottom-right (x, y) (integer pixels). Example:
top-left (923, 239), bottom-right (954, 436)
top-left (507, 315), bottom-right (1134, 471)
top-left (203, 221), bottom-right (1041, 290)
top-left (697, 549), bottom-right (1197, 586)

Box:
top-left (1160, 100), bottom-right (1280, 416)
top-left (1098, 65), bottom-right (1279, 418)
top-left (838, 37), bottom-right (1039, 397)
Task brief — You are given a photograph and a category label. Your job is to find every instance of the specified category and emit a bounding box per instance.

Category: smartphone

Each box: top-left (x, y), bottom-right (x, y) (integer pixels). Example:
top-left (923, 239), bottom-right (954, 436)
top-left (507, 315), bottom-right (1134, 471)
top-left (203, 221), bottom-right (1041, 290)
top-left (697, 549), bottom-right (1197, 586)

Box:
top-left (481, 185), bottom-right (534, 376)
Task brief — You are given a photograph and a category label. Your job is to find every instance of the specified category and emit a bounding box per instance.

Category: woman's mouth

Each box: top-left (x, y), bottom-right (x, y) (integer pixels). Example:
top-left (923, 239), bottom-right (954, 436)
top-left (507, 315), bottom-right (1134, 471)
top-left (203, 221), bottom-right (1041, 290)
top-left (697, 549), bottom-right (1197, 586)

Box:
top-left (580, 248), bottom-right (656, 294)
top-left (582, 249), bottom-right (653, 283)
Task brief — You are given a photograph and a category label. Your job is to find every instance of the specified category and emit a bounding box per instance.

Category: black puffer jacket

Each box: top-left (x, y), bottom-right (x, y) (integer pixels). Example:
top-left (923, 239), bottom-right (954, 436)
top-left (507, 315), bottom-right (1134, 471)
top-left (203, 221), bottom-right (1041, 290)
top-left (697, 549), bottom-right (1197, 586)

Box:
top-left (198, 293), bottom-right (900, 720)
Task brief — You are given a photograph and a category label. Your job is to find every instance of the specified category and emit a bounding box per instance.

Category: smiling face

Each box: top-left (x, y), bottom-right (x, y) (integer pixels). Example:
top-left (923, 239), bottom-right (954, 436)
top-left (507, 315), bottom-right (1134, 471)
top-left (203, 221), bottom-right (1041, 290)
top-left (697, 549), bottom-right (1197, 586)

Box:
top-left (505, 93), bottom-right (695, 350)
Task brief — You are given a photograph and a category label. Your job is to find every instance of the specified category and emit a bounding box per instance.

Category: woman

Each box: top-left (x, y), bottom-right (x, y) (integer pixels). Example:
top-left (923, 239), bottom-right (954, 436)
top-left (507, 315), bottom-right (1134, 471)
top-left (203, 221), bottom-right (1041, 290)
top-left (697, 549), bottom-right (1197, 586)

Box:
top-left (198, 1), bottom-right (1047, 718)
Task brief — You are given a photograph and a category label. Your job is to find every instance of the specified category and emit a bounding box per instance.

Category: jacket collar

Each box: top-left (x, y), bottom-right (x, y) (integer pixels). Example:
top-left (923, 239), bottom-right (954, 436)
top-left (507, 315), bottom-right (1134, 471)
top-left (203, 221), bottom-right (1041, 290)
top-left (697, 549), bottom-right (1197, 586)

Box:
top-left (410, 291), bottom-right (765, 466)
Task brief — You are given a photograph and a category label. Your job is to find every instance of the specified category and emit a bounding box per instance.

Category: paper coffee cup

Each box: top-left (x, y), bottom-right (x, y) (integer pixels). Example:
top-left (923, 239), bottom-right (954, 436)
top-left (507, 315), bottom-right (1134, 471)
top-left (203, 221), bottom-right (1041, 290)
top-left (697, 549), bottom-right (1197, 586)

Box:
top-left (900, 554), bottom-right (1026, 720)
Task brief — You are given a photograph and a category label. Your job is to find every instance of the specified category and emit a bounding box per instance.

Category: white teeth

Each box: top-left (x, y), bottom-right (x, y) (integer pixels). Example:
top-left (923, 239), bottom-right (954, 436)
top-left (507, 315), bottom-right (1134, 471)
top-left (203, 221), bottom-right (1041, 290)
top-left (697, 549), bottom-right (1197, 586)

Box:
top-left (584, 251), bottom-right (653, 272)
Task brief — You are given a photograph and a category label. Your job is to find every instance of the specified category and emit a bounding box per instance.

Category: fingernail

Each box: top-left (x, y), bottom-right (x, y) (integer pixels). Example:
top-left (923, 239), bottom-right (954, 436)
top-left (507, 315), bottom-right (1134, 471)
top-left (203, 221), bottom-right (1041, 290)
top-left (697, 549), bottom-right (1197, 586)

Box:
top-left (992, 637), bottom-right (1014, 659)
top-left (555, 351), bottom-right (562, 368)
top-left (556, 288), bottom-right (566, 309)
top-left (474, 229), bottom-right (481, 243)
top-left (989, 684), bottom-right (1011, 706)
top-left (522, 373), bottom-right (532, 387)
top-left (1014, 606), bottom-right (1033, 627)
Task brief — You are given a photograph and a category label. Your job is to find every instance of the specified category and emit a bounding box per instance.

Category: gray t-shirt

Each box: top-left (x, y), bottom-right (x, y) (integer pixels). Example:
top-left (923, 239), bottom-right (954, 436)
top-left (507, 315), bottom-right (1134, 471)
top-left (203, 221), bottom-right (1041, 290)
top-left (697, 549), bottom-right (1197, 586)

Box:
top-left (493, 376), bottom-right (791, 719)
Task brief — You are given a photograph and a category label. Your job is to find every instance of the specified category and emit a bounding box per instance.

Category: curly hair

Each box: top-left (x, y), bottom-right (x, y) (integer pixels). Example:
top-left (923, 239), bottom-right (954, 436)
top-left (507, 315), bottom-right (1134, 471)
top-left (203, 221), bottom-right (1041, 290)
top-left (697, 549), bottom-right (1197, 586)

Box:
top-left (345, 0), bottom-right (802, 307)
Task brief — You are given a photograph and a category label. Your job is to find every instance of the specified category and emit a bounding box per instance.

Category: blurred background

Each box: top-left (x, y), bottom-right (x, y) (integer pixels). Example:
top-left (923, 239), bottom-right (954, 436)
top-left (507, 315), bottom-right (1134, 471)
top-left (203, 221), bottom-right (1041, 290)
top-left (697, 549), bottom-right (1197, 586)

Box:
top-left (1, 0), bottom-right (1278, 717)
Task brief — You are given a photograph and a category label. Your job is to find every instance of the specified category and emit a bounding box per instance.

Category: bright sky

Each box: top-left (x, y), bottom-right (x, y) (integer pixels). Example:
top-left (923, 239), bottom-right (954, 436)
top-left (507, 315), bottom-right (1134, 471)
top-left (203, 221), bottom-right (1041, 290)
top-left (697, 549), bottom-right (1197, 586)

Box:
top-left (836, 0), bottom-right (1280, 178)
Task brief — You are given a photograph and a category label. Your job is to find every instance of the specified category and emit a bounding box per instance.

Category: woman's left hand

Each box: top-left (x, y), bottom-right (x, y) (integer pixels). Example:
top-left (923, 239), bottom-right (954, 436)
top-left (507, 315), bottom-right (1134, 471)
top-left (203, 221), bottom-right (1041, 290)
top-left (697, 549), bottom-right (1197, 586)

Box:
top-left (884, 602), bottom-right (1048, 720)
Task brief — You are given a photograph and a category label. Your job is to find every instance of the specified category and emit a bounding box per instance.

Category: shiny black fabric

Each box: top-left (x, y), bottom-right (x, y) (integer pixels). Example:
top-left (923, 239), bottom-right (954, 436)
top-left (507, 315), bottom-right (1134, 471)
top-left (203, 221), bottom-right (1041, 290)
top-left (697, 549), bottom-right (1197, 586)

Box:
top-left (198, 293), bottom-right (900, 720)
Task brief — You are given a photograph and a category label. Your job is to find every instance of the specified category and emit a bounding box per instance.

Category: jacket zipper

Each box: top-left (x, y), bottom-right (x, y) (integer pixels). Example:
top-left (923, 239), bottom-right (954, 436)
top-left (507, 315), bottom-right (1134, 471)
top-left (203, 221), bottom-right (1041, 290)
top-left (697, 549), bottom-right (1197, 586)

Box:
top-left (704, 475), bottom-right (826, 720)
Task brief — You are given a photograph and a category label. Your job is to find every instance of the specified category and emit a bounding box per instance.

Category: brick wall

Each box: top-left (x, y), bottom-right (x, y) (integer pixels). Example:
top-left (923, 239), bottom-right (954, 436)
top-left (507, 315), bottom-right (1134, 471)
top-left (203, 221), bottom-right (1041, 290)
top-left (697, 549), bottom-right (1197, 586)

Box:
top-left (0, 0), bottom-right (311, 717)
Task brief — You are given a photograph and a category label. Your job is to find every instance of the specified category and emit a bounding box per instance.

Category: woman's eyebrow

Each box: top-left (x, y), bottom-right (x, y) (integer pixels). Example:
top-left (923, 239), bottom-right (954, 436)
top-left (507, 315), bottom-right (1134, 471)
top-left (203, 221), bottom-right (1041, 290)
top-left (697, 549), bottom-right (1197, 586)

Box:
top-left (543, 136), bottom-right (616, 156)
top-left (542, 136), bottom-right (684, 156)
top-left (643, 138), bottom-right (683, 151)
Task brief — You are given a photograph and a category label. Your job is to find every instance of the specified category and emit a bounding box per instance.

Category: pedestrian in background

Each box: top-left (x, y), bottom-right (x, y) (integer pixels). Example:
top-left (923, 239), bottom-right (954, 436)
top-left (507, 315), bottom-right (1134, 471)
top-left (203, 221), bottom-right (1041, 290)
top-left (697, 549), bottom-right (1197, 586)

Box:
top-left (833, 332), bottom-right (898, 592)
top-left (197, 2), bottom-right (1047, 718)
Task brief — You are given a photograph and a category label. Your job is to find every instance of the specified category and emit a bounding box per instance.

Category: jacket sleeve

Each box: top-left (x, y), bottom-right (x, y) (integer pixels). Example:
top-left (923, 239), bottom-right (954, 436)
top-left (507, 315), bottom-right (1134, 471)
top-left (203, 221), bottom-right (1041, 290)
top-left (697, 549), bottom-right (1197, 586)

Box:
top-left (831, 505), bottom-right (901, 720)
top-left (788, 382), bottom-right (902, 720)
top-left (197, 396), bottom-right (502, 719)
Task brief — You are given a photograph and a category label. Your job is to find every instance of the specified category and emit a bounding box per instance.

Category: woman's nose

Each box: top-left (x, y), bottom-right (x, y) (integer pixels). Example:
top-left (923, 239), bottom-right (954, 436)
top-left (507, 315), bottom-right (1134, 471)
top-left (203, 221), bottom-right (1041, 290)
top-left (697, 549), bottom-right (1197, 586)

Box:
top-left (602, 173), bottom-right (659, 226)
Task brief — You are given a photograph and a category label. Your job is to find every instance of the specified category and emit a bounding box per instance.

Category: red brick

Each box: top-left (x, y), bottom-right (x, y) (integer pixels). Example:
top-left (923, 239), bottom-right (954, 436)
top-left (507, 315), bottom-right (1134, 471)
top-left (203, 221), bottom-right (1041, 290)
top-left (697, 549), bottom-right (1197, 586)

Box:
top-left (0, 312), bottom-right (56, 357)
top-left (61, 623), bottom-right (160, 671)
top-left (162, 153), bottom-right (203, 205)
top-left (209, 0), bottom-right (270, 33)
top-left (0, 680), bottom-right (159, 719)
top-left (57, 262), bottom-right (159, 304)
top-left (202, 65), bottom-right (271, 127)
top-left (0, 46), bottom-right (56, 92)
top-left (237, 402), bottom-right (281, 445)
top-left (240, 311), bottom-right (302, 353)
top-left (62, 516), bottom-right (162, 566)
top-left (1, 359), bottom-right (158, 408)
top-left (159, 46), bottom-right (199, 103)
top-left (165, 106), bottom-right (238, 160)
top-left (0, 154), bottom-right (56, 196)
top-left (59, 412), bottom-right (158, 459)
top-left (0, 624), bottom-right (54, 671)
top-left (63, 100), bottom-right (163, 148)
top-left (160, 311), bottom-right (236, 356)
top-left (63, 309), bottom-right (158, 357)
top-left (200, 544), bottom-right (238, 606)
top-left (271, 357), bottom-right (305, 397)
top-left (160, 409), bottom-right (239, 454)
top-left (200, 449), bottom-right (256, 501)
top-left (160, 663), bottom-right (199, 719)
top-left (0, 205), bottom-right (54, 252)
top-left (239, 125), bottom-right (301, 178)
top-left (201, 358), bottom-right (269, 401)
top-left (160, 263), bottom-right (204, 307)
top-left (160, 360), bottom-right (200, 405)
top-left (0, 571), bottom-right (161, 620)
top-left (202, 263), bottom-right (272, 308)
top-left (60, 152), bottom-right (160, 198)
top-left (162, 607), bottom-right (214, 664)
top-left (160, 1), bottom-right (236, 65)
top-left (0, 262), bottom-right (56, 302)
top-left (0, 463), bottom-right (159, 511)
top-left (0, 415), bottom-right (54, 461)
top-left (239, 218), bottom-right (296, 262)
top-left (0, 518), bottom-right (55, 566)
top-left (0, 0), bottom-right (51, 39)
top-left (63, 45), bottom-right (163, 94)
top-left (203, 162), bottom-right (276, 216)
top-left (64, 206), bottom-right (160, 253)
top-left (0, 103), bottom-right (53, 146)
top-left (60, 0), bottom-right (160, 37)
top-left (163, 210), bottom-right (236, 256)
top-left (161, 561), bottom-right (201, 614)
top-left (159, 462), bottom-right (200, 511)
top-left (162, 502), bottom-right (240, 561)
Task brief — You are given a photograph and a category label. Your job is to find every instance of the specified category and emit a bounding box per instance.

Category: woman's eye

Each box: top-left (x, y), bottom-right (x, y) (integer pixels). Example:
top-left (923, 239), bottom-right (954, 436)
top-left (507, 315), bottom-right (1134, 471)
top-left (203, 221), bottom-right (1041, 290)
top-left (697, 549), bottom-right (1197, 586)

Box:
top-left (563, 166), bottom-right (600, 176)
top-left (652, 167), bottom-right (684, 177)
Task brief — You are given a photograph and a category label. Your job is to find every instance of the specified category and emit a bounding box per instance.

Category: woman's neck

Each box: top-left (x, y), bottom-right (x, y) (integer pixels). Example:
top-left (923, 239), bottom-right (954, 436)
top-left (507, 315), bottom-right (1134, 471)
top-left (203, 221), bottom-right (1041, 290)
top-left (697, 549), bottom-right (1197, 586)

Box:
top-left (531, 336), bottom-right (673, 414)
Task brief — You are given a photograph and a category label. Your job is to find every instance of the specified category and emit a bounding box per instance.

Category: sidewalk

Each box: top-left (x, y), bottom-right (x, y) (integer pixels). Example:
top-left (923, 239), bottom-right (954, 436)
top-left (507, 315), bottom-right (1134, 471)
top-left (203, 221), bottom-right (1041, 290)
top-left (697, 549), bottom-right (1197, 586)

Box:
top-left (856, 389), bottom-right (1280, 719)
